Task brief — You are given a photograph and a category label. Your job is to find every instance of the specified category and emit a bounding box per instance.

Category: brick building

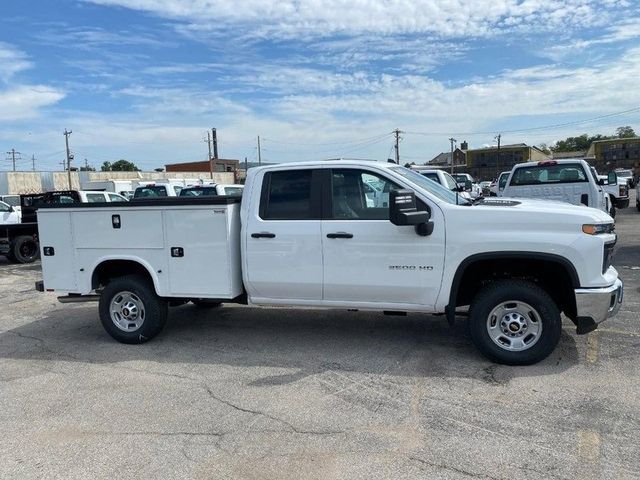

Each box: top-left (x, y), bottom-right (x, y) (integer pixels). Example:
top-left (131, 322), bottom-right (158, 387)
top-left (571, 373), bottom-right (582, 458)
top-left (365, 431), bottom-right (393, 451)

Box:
top-left (165, 158), bottom-right (240, 174)
top-left (465, 143), bottom-right (550, 181)
top-left (586, 137), bottom-right (640, 171)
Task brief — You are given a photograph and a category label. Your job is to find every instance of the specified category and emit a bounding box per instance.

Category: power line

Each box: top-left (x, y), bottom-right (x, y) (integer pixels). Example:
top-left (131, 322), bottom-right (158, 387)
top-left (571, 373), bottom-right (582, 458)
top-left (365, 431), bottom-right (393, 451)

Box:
top-left (404, 106), bottom-right (640, 137)
top-left (261, 132), bottom-right (394, 147)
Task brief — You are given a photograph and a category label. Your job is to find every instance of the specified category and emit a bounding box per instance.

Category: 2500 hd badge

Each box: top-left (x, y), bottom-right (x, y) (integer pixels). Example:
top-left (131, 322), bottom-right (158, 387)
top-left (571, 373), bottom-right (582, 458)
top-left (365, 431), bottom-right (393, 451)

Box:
top-left (388, 265), bottom-right (434, 271)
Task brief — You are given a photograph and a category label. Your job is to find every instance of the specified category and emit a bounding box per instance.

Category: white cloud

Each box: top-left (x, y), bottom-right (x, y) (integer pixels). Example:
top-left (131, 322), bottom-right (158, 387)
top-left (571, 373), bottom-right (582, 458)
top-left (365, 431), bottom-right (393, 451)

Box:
top-left (85, 0), bottom-right (624, 39)
top-left (0, 85), bottom-right (65, 121)
top-left (0, 42), bottom-right (32, 82)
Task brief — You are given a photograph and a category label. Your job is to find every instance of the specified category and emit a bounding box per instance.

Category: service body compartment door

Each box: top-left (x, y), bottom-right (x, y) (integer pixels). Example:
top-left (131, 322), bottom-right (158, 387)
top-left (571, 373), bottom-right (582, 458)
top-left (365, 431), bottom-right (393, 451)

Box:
top-left (243, 169), bottom-right (323, 301)
top-left (38, 210), bottom-right (78, 292)
top-left (165, 205), bottom-right (242, 298)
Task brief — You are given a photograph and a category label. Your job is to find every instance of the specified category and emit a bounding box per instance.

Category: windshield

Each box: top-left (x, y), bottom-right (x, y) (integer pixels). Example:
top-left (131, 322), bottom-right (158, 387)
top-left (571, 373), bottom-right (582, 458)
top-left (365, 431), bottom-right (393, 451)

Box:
top-left (390, 167), bottom-right (470, 205)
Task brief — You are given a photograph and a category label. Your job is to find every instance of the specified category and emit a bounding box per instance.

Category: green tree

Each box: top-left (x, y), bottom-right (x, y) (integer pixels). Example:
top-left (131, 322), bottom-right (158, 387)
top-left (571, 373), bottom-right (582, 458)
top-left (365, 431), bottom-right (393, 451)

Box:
top-left (101, 159), bottom-right (139, 171)
top-left (616, 126), bottom-right (636, 138)
top-left (537, 143), bottom-right (551, 155)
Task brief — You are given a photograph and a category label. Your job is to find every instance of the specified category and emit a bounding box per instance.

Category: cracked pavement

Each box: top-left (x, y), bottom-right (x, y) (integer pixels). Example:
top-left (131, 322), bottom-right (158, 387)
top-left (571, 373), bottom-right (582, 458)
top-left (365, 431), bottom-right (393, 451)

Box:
top-left (1, 192), bottom-right (639, 479)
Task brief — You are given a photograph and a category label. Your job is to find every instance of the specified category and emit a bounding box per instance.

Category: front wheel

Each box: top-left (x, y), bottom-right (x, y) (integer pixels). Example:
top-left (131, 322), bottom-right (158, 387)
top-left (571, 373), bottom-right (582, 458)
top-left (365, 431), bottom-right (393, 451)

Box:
top-left (609, 197), bottom-right (616, 218)
top-left (99, 275), bottom-right (168, 344)
top-left (468, 280), bottom-right (562, 365)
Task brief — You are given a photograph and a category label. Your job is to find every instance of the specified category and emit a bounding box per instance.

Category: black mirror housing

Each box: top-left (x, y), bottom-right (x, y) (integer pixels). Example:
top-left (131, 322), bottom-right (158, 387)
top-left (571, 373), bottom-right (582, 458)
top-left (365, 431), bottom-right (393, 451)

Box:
top-left (607, 171), bottom-right (617, 185)
top-left (465, 180), bottom-right (472, 190)
top-left (389, 189), bottom-right (431, 227)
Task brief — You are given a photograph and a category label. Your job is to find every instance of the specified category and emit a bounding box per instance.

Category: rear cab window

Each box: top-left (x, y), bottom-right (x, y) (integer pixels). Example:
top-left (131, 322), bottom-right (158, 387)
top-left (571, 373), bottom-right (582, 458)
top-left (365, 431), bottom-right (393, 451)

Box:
top-left (259, 169), bottom-right (320, 220)
top-left (134, 186), bottom-right (168, 198)
top-left (85, 193), bottom-right (106, 203)
top-left (510, 163), bottom-right (588, 186)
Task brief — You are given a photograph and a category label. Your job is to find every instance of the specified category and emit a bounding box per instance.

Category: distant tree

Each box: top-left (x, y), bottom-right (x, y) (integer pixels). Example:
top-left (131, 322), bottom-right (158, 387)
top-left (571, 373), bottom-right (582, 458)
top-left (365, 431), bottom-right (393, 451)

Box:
top-left (80, 165), bottom-right (96, 171)
top-left (154, 167), bottom-right (164, 172)
top-left (550, 126), bottom-right (636, 152)
top-left (403, 162), bottom-right (415, 168)
top-left (101, 159), bottom-right (140, 171)
top-left (550, 134), bottom-right (593, 152)
top-left (616, 126), bottom-right (636, 138)
top-left (537, 143), bottom-right (551, 155)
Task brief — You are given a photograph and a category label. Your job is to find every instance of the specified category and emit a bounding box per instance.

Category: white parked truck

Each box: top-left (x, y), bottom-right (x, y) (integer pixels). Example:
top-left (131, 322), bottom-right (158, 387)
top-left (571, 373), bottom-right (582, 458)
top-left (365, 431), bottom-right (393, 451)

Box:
top-left (35, 160), bottom-right (623, 365)
top-left (503, 159), bottom-right (611, 214)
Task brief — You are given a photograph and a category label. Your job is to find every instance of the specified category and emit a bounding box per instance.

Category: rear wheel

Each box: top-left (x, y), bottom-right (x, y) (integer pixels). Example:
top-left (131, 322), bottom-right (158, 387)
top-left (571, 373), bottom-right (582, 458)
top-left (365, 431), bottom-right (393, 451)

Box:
top-left (468, 280), bottom-right (562, 365)
top-left (11, 235), bottom-right (40, 263)
top-left (99, 275), bottom-right (167, 344)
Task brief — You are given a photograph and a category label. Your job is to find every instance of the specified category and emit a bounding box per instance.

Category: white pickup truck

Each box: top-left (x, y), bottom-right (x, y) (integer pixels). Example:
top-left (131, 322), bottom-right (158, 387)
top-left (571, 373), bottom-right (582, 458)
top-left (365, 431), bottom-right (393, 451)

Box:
top-left (35, 160), bottom-right (623, 365)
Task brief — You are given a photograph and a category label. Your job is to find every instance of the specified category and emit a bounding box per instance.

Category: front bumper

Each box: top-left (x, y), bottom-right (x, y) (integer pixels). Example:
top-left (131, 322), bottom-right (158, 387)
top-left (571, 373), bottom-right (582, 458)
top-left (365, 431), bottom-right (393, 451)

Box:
top-left (574, 278), bottom-right (623, 334)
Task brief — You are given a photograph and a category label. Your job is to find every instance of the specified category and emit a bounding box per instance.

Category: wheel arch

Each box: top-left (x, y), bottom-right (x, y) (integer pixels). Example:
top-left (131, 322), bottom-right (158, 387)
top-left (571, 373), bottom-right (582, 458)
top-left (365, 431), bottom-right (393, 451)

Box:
top-left (91, 257), bottom-right (160, 294)
top-left (447, 252), bottom-right (580, 323)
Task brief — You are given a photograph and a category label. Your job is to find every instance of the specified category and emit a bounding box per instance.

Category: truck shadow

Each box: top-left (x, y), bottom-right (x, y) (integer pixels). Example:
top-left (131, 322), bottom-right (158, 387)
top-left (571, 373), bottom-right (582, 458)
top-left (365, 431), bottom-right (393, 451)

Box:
top-left (0, 304), bottom-right (579, 383)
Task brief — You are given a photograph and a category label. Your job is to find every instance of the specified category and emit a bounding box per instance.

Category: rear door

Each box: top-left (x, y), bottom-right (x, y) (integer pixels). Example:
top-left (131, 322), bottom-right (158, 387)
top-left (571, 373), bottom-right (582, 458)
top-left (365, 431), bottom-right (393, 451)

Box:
top-left (244, 168), bottom-right (324, 301)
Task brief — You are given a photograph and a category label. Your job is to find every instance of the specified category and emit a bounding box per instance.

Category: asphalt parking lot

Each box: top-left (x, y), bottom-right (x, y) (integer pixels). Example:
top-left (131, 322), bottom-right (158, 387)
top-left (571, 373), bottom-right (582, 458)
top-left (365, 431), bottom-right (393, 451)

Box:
top-left (1, 198), bottom-right (639, 480)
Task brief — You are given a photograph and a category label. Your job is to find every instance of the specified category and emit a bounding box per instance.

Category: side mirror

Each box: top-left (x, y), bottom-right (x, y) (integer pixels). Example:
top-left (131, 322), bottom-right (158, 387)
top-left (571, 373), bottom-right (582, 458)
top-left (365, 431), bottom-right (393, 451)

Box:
top-left (389, 189), bottom-right (429, 226)
top-left (597, 178), bottom-right (606, 186)
top-left (607, 171), bottom-right (617, 185)
top-left (465, 180), bottom-right (472, 190)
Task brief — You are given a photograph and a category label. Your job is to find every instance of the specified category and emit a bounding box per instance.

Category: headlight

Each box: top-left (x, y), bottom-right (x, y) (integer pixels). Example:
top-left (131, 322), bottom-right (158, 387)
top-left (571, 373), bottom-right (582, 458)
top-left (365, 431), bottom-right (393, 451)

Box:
top-left (582, 223), bottom-right (615, 235)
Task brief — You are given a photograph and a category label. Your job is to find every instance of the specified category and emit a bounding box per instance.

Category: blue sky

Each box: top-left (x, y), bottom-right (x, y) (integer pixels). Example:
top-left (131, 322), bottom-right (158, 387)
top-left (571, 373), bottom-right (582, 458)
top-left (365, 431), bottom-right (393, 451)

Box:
top-left (1, 0), bottom-right (639, 171)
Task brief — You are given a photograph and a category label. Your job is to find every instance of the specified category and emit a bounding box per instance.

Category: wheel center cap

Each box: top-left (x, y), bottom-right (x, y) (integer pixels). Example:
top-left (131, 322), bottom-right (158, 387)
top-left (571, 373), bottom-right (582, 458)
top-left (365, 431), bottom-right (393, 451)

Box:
top-left (509, 322), bottom-right (521, 332)
top-left (122, 308), bottom-right (130, 317)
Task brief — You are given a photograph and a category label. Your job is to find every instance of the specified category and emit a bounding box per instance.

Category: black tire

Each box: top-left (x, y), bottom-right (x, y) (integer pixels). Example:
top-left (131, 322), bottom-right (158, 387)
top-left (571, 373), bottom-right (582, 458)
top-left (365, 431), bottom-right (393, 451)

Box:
top-left (636, 200), bottom-right (640, 212)
top-left (98, 275), bottom-right (167, 344)
top-left (11, 235), bottom-right (40, 263)
top-left (191, 299), bottom-right (222, 308)
top-left (468, 280), bottom-right (562, 365)
top-left (609, 197), bottom-right (616, 218)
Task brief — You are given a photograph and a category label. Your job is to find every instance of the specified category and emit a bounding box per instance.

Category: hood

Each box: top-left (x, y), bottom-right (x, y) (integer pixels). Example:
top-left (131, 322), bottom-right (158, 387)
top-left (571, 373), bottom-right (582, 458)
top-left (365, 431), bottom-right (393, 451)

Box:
top-left (475, 196), bottom-right (612, 223)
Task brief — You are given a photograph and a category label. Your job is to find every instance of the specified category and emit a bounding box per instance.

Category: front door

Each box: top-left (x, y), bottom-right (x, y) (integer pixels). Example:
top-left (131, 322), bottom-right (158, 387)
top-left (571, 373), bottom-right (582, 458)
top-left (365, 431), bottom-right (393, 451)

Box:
top-left (321, 168), bottom-right (445, 308)
top-left (244, 168), bottom-right (324, 301)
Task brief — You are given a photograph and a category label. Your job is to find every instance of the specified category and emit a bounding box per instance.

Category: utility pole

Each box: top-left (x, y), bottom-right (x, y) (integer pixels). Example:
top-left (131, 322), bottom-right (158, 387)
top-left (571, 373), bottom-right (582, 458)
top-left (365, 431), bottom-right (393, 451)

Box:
top-left (211, 128), bottom-right (218, 159)
top-left (64, 129), bottom-right (73, 189)
top-left (205, 131), bottom-right (214, 179)
top-left (6, 149), bottom-right (21, 171)
top-left (32, 154), bottom-right (36, 171)
top-left (257, 135), bottom-right (262, 165)
top-left (448, 137), bottom-right (457, 174)
top-left (495, 134), bottom-right (501, 177)
top-left (394, 129), bottom-right (402, 164)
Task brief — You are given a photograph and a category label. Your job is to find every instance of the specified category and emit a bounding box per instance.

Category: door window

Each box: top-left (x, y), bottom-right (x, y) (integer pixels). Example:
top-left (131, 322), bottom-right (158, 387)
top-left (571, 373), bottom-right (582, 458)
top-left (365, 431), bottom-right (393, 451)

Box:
top-left (261, 170), bottom-right (316, 220)
top-left (330, 169), bottom-right (400, 220)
